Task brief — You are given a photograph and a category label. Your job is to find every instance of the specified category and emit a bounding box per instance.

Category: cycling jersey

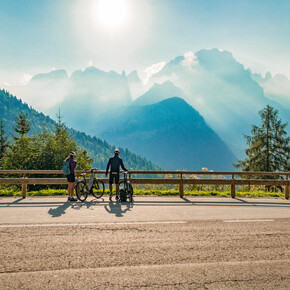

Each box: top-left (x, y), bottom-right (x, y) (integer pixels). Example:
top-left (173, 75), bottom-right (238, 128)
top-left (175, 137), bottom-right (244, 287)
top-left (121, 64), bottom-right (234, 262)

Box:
top-left (106, 155), bottom-right (127, 175)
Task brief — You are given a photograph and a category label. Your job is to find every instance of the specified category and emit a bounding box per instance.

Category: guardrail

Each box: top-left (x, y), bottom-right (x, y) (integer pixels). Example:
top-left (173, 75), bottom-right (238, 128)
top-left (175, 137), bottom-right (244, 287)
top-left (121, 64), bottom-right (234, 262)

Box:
top-left (0, 170), bottom-right (289, 199)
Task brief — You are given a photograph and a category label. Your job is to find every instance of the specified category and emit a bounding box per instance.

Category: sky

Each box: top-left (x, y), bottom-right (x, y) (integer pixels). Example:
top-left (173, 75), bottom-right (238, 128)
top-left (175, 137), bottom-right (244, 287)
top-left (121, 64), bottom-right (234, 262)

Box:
top-left (0, 0), bottom-right (290, 85)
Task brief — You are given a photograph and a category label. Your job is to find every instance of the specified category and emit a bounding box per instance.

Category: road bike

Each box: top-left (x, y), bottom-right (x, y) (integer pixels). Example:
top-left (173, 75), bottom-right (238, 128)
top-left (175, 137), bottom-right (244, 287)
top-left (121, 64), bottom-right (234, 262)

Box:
top-left (118, 171), bottom-right (133, 202)
top-left (76, 169), bottom-right (105, 202)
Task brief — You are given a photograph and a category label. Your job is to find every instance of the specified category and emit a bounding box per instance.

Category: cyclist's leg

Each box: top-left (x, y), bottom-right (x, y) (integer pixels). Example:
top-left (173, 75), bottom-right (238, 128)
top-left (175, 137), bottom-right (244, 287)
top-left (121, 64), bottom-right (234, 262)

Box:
top-left (109, 174), bottom-right (114, 200)
top-left (115, 174), bottom-right (120, 198)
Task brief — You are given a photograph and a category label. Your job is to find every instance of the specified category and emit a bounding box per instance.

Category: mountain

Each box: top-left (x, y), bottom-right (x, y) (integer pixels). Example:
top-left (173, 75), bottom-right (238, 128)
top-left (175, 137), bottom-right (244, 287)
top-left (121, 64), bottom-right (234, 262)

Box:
top-left (133, 81), bottom-right (185, 106)
top-left (0, 89), bottom-right (161, 171)
top-left (150, 49), bottom-right (290, 157)
top-left (5, 67), bottom-right (133, 135)
top-left (127, 70), bottom-right (142, 85)
top-left (8, 69), bottom-right (70, 112)
top-left (250, 71), bottom-right (290, 109)
top-left (3, 48), bottom-right (289, 159)
top-left (100, 97), bottom-right (237, 170)
top-left (31, 69), bottom-right (69, 82)
top-left (48, 67), bottom-right (132, 134)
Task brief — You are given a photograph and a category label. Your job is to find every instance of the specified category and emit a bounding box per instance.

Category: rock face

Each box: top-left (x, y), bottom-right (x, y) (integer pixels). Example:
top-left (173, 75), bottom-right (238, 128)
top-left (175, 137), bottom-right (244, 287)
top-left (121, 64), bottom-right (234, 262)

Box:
top-left (100, 97), bottom-right (237, 170)
top-left (150, 49), bottom-right (290, 157)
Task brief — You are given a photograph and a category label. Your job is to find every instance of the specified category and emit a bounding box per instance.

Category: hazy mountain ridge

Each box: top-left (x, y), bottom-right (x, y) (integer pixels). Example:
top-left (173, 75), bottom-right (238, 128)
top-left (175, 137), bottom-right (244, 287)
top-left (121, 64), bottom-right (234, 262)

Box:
top-left (249, 70), bottom-right (290, 109)
top-left (100, 97), bottom-right (237, 170)
top-left (3, 48), bottom-right (289, 161)
top-left (147, 49), bottom-right (290, 157)
top-left (0, 89), bottom-right (161, 171)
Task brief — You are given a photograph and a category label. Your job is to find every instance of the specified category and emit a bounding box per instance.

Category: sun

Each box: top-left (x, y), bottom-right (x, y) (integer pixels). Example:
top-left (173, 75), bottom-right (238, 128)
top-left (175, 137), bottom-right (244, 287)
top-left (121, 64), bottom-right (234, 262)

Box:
top-left (97, 0), bottom-right (127, 27)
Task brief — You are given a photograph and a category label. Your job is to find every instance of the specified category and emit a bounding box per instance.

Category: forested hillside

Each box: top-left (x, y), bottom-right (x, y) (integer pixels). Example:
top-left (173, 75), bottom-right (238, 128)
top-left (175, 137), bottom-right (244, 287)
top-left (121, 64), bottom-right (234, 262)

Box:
top-left (101, 97), bottom-right (237, 170)
top-left (0, 89), bottom-right (161, 170)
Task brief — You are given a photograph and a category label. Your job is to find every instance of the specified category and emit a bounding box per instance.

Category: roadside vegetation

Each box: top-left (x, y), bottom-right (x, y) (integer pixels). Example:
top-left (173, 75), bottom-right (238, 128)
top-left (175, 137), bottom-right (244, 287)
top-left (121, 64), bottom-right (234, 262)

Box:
top-left (0, 105), bottom-right (288, 199)
top-left (0, 185), bottom-right (285, 199)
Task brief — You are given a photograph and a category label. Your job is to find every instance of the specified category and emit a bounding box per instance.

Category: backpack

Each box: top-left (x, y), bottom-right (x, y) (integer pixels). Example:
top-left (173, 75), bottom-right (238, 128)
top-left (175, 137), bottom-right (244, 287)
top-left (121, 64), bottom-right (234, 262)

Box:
top-left (62, 159), bottom-right (71, 175)
top-left (119, 189), bottom-right (127, 202)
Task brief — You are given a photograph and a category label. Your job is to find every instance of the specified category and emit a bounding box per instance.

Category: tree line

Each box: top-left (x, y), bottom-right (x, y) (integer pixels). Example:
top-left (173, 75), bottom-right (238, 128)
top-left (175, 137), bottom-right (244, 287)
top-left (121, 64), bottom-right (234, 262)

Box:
top-left (0, 89), bottom-right (161, 171)
top-left (0, 105), bottom-right (289, 173)
top-left (0, 113), bottom-right (92, 170)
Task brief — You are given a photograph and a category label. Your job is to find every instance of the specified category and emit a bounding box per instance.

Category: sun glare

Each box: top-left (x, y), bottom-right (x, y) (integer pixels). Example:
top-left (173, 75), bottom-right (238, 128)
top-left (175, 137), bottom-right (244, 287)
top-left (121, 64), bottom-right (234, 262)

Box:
top-left (97, 0), bottom-right (127, 27)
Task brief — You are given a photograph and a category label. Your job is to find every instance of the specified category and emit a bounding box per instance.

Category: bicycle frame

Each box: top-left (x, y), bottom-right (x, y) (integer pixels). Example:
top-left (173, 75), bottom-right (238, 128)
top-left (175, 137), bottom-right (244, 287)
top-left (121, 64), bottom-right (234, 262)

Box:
top-left (80, 169), bottom-right (97, 192)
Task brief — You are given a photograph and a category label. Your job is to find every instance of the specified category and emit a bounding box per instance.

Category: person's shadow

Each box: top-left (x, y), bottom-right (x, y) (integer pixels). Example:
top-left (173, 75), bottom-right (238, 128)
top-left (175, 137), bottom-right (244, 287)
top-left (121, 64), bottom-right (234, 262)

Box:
top-left (48, 200), bottom-right (71, 218)
top-left (104, 200), bottom-right (133, 217)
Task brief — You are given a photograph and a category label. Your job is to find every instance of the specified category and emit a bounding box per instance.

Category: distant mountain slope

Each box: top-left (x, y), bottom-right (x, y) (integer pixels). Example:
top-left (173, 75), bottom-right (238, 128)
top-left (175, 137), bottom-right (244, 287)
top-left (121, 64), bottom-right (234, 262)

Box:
top-left (100, 97), bottom-right (237, 170)
top-left (6, 67), bottom-right (133, 134)
top-left (0, 89), bottom-right (161, 170)
top-left (250, 71), bottom-right (290, 109)
top-left (151, 48), bottom-right (290, 157)
top-left (133, 81), bottom-right (185, 106)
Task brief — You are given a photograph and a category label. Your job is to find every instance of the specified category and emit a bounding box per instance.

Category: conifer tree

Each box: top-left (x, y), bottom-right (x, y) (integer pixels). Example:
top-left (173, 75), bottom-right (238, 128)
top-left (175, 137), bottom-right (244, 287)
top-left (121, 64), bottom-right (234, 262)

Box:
top-left (0, 119), bottom-right (9, 163)
top-left (13, 112), bottom-right (31, 138)
top-left (235, 105), bottom-right (289, 172)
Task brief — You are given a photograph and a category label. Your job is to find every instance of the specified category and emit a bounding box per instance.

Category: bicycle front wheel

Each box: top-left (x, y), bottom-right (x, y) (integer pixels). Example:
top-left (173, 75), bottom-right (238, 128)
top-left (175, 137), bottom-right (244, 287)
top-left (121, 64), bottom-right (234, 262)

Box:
top-left (76, 180), bottom-right (88, 202)
top-left (91, 179), bottom-right (105, 198)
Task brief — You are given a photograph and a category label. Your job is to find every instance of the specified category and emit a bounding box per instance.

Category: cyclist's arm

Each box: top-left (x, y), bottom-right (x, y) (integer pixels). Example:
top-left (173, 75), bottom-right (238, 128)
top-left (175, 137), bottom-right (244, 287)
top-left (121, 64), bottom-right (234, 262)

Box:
top-left (105, 159), bottom-right (111, 175)
top-left (120, 159), bottom-right (128, 172)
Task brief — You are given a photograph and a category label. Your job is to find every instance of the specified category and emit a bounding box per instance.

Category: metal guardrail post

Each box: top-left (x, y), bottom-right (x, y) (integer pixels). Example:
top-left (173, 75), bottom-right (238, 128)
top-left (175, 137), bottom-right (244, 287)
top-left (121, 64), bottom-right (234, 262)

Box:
top-left (230, 174), bottom-right (235, 198)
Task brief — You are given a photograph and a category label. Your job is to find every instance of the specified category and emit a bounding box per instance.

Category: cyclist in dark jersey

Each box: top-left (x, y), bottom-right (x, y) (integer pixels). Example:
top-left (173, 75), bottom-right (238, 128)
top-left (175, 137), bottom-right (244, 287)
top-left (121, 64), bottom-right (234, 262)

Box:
top-left (106, 148), bottom-right (128, 201)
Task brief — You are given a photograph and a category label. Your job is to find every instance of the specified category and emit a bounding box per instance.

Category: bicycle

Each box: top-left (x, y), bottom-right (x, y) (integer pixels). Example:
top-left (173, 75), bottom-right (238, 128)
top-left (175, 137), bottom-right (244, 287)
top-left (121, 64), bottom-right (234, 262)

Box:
top-left (76, 168), bottom-right (105, 202)
top-left (118, 171), bottom-right (133, 202)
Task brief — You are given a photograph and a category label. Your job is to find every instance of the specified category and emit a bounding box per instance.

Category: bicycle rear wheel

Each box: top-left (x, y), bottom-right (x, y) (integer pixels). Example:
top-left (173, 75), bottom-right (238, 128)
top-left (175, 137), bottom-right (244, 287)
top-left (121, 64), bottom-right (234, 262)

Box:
top-left (76, 180), bottom-right (88, 202)
top-left (119, 181), bottom-right (133, 202)
top-left (91, 179), bottom-right (105, 198)
top-left (127, 183), bottom-right (133, 202)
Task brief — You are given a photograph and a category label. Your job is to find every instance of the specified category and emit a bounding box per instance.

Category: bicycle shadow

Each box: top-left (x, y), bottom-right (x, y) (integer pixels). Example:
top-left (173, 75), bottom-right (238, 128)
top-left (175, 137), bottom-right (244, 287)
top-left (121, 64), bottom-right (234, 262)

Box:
top-left (71, 197), bottom-right (106, 210)
top-left (48, 200), bottom-right (71, 218)
top-left (48, 197), bottom-right (106, 217)
top-left (104, 200), bottom-right (134, 217)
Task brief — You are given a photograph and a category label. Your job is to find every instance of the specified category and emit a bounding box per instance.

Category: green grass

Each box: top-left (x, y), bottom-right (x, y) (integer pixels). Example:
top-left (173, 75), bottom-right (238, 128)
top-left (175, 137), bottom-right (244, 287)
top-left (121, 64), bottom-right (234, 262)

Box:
top-left (0, 188), bottom-right (285, 198)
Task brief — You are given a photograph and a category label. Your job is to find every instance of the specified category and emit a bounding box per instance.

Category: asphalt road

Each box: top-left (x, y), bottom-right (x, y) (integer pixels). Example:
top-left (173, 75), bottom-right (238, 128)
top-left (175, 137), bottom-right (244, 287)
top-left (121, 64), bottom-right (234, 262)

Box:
top-left (0, 196), bottom-right (290, 289)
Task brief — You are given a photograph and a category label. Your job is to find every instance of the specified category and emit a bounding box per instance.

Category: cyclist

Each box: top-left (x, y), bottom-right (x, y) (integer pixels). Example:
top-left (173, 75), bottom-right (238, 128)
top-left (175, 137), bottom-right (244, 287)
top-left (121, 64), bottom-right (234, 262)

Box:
top-left (105, 148), bottom-right (128, 201)
top-left (65, 151), bottom-right (77, 202)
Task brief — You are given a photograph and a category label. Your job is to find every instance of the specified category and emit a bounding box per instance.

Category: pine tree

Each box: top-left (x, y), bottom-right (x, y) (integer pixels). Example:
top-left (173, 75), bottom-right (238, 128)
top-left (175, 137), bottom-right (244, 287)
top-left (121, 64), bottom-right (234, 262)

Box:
top-left (13, 112), bottom-right (31, 138)
top-left (0, 119), bottom-right (9, 163)
top-left (235, 105), bottom-right (289, 172)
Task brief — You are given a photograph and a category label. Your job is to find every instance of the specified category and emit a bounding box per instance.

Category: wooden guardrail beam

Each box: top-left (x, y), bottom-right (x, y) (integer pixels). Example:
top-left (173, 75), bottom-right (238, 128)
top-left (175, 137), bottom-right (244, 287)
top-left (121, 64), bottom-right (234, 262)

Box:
top-left (1, 178), bottom-right (289, 199)
top-left (0, 170), bottom-right (289, 176)
top-left (1, 177), bottom-right (289, 185)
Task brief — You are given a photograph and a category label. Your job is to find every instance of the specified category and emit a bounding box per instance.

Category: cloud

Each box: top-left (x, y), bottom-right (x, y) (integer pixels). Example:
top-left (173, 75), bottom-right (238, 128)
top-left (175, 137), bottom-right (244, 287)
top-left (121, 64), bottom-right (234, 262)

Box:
top-left (143, 61), bottom-right (166, 84)
top-left (20, 74), bottom-right (33, 85)
top-left (182, 51), bottom-right (198, 67)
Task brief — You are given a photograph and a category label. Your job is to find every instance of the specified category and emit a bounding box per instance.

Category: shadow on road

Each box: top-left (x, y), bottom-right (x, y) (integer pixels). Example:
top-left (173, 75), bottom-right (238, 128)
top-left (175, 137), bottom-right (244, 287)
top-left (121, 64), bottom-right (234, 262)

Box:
top-left (47, 197), bottom-right (107, 217)
top-left (48, 201), bottom-right (71, 218)
top-left (104, 200), bottom-right (134, 217)
top-left (0, 197), bottom-right (289, 209)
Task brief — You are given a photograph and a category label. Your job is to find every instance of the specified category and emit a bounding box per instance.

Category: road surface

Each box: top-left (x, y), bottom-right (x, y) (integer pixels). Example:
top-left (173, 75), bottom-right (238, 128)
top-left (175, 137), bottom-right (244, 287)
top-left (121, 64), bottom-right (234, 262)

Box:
top-left (0, 196), bottom-right (289, 289)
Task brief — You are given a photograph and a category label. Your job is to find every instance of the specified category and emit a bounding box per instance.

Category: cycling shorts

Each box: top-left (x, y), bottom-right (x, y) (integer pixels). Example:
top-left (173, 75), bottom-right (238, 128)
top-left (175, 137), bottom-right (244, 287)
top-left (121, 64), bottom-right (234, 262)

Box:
top-left (109, 173), bottom-right (119, 184)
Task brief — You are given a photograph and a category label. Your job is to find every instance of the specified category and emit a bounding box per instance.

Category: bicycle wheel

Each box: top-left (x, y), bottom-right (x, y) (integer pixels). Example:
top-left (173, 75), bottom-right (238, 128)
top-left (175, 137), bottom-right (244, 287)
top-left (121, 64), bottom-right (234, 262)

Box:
top-left (91, 179), bottom-right (105, 198)
top-left (119, 181), bottom-right (133, 202)
top-left (75, 180), bottom-right (88, 202)
top-left (127, 183), bottom-right (134, 202)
